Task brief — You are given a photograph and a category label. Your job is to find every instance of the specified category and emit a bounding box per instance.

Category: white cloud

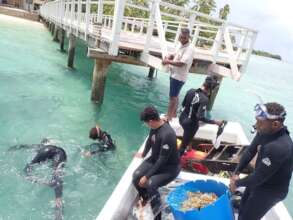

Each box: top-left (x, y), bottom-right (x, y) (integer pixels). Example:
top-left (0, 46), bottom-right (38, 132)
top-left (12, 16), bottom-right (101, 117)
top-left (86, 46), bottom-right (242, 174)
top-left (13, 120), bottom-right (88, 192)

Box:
top-left (266, 0), bottom-right (293, 39)
top-left (215, 0), bottom-right (293, 62)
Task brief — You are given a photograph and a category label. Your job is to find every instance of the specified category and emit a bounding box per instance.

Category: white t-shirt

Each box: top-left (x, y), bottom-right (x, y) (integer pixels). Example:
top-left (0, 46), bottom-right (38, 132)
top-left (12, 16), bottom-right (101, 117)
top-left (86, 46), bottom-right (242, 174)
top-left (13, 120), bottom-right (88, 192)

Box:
top-left (169, 42), bottom-right (195, 82)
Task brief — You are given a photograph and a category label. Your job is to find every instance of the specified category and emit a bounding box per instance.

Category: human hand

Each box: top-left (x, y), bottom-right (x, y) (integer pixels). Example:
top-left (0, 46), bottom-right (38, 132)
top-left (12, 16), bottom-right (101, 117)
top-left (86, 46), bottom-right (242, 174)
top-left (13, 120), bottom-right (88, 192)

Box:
top-left (231, 174), bottom-right (239, 181)
top-left (229, 175), bottom-right (239, 193)
top-left (138, 176), bottom-right (148, 187)
top-left (166, 54), bottom-right (174, 60)
top-left (83, 151), bottom-right (92, 157)
top-left (134, 152), bottom-right (143, 158)
top-left (162, 58), bottom-right (170, 65)
top-left (55, 198), bottom-right (62, 208)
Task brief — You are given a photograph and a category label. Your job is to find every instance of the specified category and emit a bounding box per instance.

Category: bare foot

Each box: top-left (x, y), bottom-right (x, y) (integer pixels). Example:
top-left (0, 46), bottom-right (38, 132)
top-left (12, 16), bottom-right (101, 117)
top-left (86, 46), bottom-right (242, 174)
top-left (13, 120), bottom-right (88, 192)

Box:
top-left (134, 152), bottom-right (143, 158)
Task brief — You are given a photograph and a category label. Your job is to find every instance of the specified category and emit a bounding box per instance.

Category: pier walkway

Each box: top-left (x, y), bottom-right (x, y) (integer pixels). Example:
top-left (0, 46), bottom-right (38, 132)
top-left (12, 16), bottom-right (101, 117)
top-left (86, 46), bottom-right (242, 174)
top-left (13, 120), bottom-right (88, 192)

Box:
top-left (39, 0), bottom-right (257, 105)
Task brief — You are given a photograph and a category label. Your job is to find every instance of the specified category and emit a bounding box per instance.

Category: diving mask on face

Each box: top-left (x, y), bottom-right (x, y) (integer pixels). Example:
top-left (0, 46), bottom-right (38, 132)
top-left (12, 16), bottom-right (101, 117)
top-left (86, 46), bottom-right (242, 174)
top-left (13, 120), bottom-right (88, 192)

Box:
top-left (254, 104), bottom-right (286, 120)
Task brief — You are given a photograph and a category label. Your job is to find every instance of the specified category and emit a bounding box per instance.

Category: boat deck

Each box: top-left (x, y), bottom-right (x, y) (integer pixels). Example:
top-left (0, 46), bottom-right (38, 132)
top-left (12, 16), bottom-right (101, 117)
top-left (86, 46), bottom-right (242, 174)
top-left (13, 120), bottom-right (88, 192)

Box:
top-left (127, 171), bottom-right (265, 220)
top-left (96, 121), bottom-right (292, 220)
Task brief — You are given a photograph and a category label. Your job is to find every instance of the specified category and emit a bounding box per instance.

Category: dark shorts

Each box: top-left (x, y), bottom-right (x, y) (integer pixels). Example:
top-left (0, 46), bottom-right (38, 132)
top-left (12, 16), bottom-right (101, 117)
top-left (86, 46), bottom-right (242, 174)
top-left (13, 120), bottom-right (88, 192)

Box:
top-left (169, 77), bottom-right (184, 97)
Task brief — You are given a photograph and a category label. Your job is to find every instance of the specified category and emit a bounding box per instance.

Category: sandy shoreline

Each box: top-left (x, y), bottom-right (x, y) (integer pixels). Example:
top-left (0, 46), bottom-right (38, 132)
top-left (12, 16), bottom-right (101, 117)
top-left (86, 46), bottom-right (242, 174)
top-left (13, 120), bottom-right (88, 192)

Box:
top-left (0, 5), bottom-right (40, 22)
top-left (0, 13), bottom-right (42, 26)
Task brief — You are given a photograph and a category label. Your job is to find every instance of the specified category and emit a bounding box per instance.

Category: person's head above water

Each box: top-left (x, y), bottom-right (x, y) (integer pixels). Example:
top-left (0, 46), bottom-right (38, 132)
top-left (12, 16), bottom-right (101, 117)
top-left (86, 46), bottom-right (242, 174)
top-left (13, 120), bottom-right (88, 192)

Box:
top-left (40, 138), bottom-right (51, 145)
top-left (89, 124), bottom-right (102, 140)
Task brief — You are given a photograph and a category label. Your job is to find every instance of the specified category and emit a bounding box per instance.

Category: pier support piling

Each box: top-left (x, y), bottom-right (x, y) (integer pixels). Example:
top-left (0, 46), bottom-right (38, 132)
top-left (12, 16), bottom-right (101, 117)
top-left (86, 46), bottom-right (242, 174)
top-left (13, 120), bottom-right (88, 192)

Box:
top-left (51, 24), bottom-right (55, 35)
top-left (49, 22), bottom-right (52, 32)
top-left (207, 76), bottom-right (223, 111)
top-left (60, 29), bottom-right (66, 52)
top-left (91, 59), bottom-right (112, 104)
top-left (67, 34), bottom-right (76, 68)
top-left (53, 27), bottom-right (59, 42)
top-left (148, 67), bottom-right (156, 79)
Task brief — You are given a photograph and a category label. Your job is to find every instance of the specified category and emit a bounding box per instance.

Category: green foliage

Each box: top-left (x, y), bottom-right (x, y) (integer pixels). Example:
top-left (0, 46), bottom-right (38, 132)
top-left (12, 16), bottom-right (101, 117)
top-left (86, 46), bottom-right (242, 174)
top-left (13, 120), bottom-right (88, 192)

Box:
top-left (158, 0), bottom-right (188, 19)
top-left (90, 4), bottom-right (114, 15)
top-left (92, 0), bottom-right (231, 47)
top-left (124, 0), bottom-right (149, 18)
top-left (252, 50), bottom-right (282, 60)
top-left (165, 0), bottom-right (186, 6)
top-left (219, 4), bottom-right (230, 20)
top-left (189, 0), bottom-right (218, 47)
top-left (191, 0), bottom-right (216, 15)
top-left (103, 5), bottom-right (114, 15)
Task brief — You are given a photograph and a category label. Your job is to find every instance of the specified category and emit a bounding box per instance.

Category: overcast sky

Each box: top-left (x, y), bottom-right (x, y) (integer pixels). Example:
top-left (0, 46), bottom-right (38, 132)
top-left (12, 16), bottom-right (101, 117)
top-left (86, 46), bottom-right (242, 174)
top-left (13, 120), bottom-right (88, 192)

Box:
top-left (214, 0), bottom-right (293, 63)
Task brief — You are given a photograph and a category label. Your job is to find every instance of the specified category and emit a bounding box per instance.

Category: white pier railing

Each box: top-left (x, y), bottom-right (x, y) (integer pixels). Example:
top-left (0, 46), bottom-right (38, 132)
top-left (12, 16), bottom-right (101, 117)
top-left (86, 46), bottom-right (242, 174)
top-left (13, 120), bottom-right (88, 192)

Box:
top-left (40, 0), bottom-right (257, 80)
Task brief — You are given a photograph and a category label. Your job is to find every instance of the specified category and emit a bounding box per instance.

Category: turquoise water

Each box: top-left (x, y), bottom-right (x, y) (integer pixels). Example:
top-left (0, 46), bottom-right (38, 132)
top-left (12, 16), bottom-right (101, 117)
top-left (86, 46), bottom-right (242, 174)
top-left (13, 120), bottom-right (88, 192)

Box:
top-left (0, 14), bottom-right (293, 219)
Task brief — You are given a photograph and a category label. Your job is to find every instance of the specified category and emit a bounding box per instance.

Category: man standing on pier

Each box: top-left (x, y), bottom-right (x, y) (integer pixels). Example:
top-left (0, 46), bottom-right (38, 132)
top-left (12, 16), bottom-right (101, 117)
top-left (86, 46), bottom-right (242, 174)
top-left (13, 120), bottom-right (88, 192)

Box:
top-left (230, 102), bottom-right (293, 220)
top-left (162, 28), bottom-right (195, 121)
top-left (133, 106), bottom-right (180, 220)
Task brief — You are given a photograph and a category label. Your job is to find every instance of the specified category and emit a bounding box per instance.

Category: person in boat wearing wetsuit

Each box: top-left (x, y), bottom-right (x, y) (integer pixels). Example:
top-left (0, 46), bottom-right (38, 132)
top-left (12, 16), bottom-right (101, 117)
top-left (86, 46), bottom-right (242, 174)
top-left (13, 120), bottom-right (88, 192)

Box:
top-left (229, 102), bottom-right (293, 220)
top-left (132, 106), bottom-right (180, 220)
top-left (83, 124), bottom-right (116, 157)
top-left (24, 143), bottom-right (67, 220)
top-left (178, 75), bottom-right (225, 155)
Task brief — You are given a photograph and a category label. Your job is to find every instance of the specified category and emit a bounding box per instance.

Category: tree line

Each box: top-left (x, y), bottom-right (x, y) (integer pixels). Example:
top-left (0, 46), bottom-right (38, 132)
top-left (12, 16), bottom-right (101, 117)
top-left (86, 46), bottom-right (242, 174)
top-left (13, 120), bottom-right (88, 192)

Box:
top-left (98, 0), bottom-right (281, 60)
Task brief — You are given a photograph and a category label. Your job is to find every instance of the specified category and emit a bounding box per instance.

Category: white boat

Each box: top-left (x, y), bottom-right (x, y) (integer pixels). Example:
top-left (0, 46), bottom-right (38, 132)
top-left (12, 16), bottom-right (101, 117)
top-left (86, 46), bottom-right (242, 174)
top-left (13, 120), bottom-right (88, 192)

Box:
top-left (96, 119), bottom-right (292, 220)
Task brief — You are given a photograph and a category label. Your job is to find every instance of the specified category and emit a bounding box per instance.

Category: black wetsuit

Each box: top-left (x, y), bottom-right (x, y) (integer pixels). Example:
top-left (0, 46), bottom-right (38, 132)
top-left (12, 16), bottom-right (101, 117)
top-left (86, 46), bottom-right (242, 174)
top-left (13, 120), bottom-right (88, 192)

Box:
top-left (25, 145), bottom-right (67, 200)
top-left (90, 131), bottom-right (115, 155)
top-left (132, 122), bottom-right (180, 220)
top-left (234, 127), bottom-right (293, 220)
top-left (179, 88), bottom-right (215, 154)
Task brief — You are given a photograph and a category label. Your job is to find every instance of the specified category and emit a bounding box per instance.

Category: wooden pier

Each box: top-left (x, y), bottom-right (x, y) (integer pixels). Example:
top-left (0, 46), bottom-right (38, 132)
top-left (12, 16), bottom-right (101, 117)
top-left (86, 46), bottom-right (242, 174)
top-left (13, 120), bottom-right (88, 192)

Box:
top-left (40, 0), bottom-right (257, 109)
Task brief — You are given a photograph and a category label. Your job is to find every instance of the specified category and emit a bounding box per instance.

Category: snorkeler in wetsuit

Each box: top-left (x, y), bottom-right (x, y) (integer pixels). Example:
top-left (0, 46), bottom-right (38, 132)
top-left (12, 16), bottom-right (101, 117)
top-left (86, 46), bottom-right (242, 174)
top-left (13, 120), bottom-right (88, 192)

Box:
top-left (8, 138), bottom-right (51, 151)
top-left (179, 75), bottom-right (225, 155)
top-left (24, 143), bottom-right (67, 220)
top-left (133, 106), bottom-right (180, 220)
top-left (83, 124), bottom-right (116, 157)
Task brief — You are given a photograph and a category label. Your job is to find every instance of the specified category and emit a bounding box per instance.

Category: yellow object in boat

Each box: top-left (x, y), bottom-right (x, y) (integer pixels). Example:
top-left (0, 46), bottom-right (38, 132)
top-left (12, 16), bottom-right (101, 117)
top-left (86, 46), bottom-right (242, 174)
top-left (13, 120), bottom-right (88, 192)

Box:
top-left (177, 139), bottom-right (182, 149)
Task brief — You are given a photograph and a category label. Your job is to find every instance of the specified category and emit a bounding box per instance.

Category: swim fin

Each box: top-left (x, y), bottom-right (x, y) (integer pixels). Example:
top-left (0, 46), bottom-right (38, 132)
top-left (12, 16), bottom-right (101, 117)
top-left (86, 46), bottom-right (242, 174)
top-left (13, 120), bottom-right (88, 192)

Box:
top-left (213, 121), bottom-right (227, 149)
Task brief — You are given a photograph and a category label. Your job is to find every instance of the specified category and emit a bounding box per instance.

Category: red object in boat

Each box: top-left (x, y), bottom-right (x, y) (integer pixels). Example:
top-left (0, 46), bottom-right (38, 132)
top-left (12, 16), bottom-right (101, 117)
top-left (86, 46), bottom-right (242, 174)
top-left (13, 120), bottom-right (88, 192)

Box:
top-left (180, 149), bottom-right (209, 174)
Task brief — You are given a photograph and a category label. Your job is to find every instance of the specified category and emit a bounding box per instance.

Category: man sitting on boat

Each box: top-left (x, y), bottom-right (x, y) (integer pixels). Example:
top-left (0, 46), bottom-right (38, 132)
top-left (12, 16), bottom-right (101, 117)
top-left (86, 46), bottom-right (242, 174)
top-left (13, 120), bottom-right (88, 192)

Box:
top-left (83, 124), bottom-right (116, 157)
top-left (178, 75), bottom-right (225, 155)
top-left (133, 106), bottom-right (180, 220)
top-left (162, 28), bottom-right (195, 121)
top-left (230, 102), bottom-right (293, 220)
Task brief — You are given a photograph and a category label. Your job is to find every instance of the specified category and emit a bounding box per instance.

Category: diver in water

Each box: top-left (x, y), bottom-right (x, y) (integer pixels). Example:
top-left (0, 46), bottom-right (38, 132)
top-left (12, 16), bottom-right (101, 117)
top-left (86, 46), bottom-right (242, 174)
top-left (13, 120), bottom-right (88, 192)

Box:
top-left (23, 141), bottom-right (67, 220)
top-left (8, 138), bottom-right (51, 151)
top-left (83, 124), bottom-right (116, 157)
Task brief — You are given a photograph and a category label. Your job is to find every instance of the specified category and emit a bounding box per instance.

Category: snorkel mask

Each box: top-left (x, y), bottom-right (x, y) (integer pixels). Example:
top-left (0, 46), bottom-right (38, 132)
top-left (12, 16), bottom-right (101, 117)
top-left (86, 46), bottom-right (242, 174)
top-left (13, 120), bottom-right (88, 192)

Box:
top-left (251, 103), bottom-right (286, 134)
top-left (254, 104), bottom-right (286, 120)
